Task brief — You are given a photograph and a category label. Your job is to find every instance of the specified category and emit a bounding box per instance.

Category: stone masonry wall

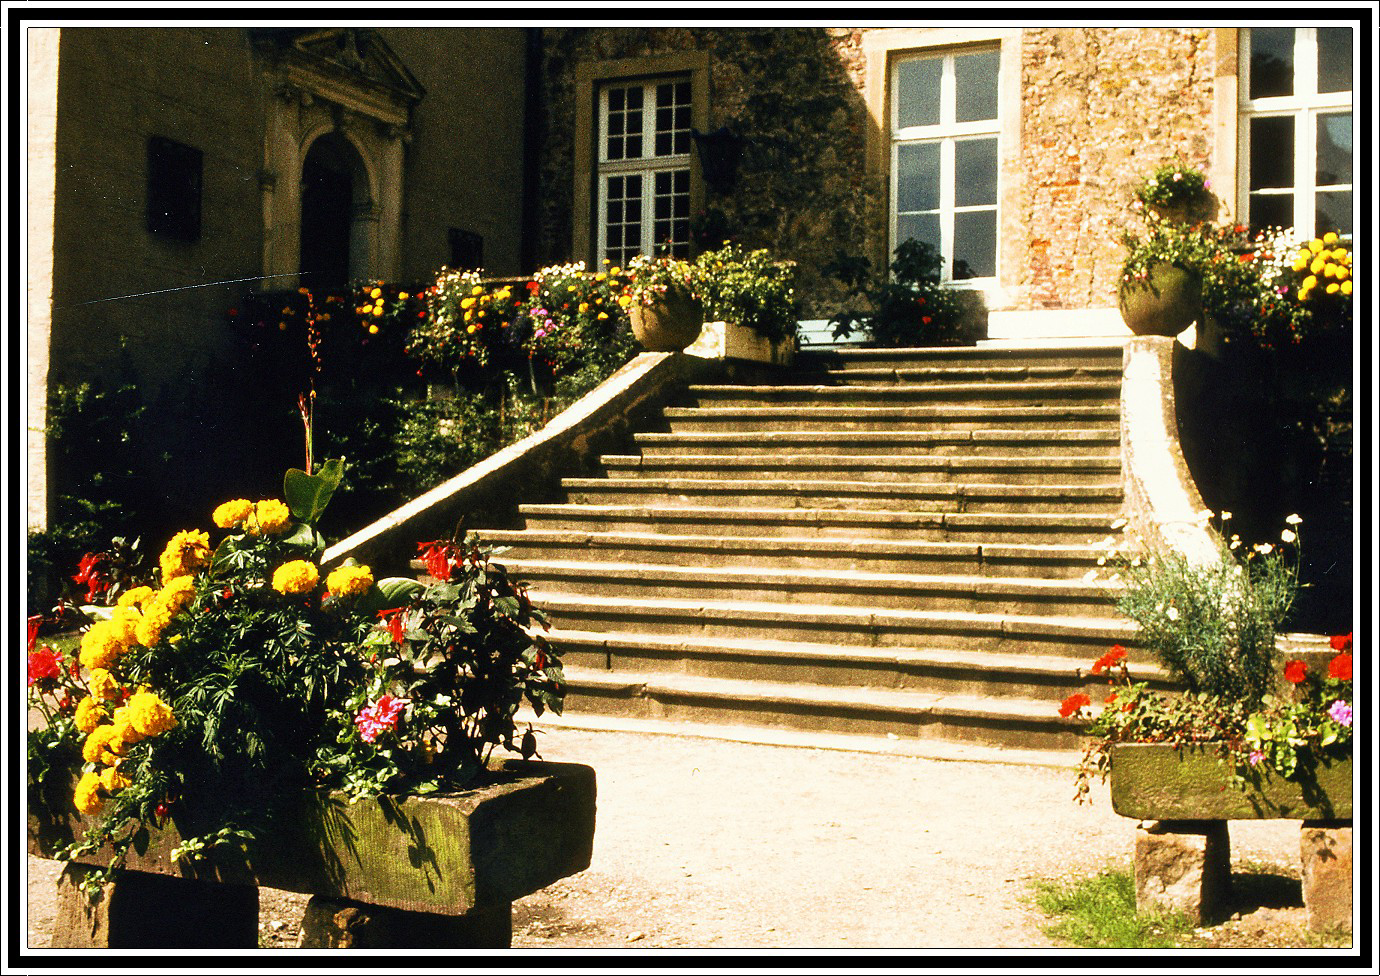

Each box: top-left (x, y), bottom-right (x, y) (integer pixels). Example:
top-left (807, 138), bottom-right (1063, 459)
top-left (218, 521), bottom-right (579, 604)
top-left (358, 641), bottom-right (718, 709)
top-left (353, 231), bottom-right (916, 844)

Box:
top-left (538, 26), bottom-right (1221, 317)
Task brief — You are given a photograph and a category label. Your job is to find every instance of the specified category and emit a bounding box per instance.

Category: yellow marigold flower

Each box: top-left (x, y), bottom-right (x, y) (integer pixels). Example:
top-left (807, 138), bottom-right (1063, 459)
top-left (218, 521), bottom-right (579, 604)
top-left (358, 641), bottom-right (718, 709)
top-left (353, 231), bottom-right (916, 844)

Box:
top-left (82, 724), bottom-right (124, 764)
top-left (88, 668), bottom-right (122, 701)
top-left (1308, 239), bottom-right (1324, 253)
top-left (460, 297), bottom-right (476, 310)
top-left (100, 766), bottom-right (131, 793)
top-left (598, 312), bottom-right (609, 320)
top-left (618, 294), bottom-right (633, 308)
top-left (80, 621), bottom-right (122, 671)
top-left (126, 690), bottom-right (178, 739)
top-left (370, 287), bottom-right (383, 299)
top-left (579, 302), bottom-right (590, 313)
top-left (75, 696), bottom-right (105, 734)
top-left (325, 564), bottom-right (374, 598)
top-left (273, 560), bottom-right (320, 595)
top-left (1324, 231), bottom-right (1339, 244)
top-left (369, 324), bottom-right (380, 334)
top-left (74, 771), bottom-right (105, 815)
top-left (467, 324), bottom-right (477, 334)
top-left (159, 529), bottom-right (212, 584)
top-left (135, 600), bottom-right (176, 647)
top-left (250, 499), bottom-right (292, 536)
top-left (1291, 257), bottom-right (1308, 272)
top-left (160, 575), bottom-right (197, 613)
top-left (372, 306), bottom-right (384, 317)
top-left (1340, 280), bottom-right (1352, 295)
top-left (213, 499), bottom-right (254, 529)
top-left (116, 586), bottom-right (155, 609)
top-left (1326, 282), bottom-right (1339, 294)
top-left (1303, 275), bottom-right (1318, 290)
top-left (109, 605), bottom-right (143, 645)
top-left (398, 291), bottom-right (409, 300)
top-left (1310, 256), bottom-right (1326, 275)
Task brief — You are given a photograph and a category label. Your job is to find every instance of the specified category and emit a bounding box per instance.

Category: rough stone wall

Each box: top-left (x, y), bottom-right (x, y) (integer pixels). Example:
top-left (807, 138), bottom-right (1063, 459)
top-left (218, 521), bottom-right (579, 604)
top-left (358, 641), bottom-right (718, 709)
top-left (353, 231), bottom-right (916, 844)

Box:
top-left (1017, 27), bottom-right (1218, 309)
top-left (537, 27), bottom-right (876, 318)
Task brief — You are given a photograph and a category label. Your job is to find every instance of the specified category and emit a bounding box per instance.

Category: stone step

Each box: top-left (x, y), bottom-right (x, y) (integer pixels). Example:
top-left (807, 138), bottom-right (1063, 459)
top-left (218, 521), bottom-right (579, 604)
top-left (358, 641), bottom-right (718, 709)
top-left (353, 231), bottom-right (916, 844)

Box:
top-left (522, 591), bottom-right (1138, 657)
top-left (540, 628), bottom-right (1170, 700)
top-left (555, 666), bottom-right (1091, 751)
top-left (663, 403), bottom-right (1120, 433)
top-left (518, 504), bottom-right (1126, 544)
top-left (598, 453), bottom-right (1121, 486)
top-left (632, 428), bottom-right (1121, 458)
top-left (792, 345), bottom-right (1124, 372)
top-left (503, 560), bottom-right (1124, 616)
top-left (558, 477), bottom-right (1124, 513)
top-left (687, 380), bottom-right (1120, 409)
top-left (477, 528), bottom-right (1112, 578)
top-left (787, 363), bottom-right (1124, 387)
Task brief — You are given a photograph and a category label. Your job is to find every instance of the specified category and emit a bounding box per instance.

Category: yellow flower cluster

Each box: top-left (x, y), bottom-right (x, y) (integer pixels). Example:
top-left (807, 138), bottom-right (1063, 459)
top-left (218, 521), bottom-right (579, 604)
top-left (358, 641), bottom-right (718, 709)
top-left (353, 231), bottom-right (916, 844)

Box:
top-left (1291, 233), bottom-right (1353, 301)
top-left (117, 586), bottom-right (154, 608)
top-left (73, 689), bottom-right (177, 815)
top-left (88, 668), bottom-right (122, 701)
top-left (80, 575), bottom-right (197, 669)
top-left (159, 529), bottom-right (212, 585)
top-left (247, 499), bottom-right (292, 536)
top-left (325, 564), bottom-right (374, 598)
top-left (213, 498), bottom-right (254, 529)
top-left (273, 559), bottom-right (320, 595)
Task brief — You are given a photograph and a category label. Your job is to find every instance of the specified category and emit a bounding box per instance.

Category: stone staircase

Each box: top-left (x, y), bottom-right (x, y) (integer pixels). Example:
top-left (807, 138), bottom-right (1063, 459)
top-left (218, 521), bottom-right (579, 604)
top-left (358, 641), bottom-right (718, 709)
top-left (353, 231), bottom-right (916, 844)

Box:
top-left (456, 344), bottom-right (1168, 756)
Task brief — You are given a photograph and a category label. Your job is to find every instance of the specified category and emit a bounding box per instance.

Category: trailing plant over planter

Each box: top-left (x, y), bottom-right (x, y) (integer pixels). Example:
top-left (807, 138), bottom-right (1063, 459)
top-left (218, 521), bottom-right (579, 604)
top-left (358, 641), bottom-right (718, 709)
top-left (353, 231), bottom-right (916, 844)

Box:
top-left (26, 460), bottom-right (564, 891)
top-left (1129, 158), bottom-right (1214, 221)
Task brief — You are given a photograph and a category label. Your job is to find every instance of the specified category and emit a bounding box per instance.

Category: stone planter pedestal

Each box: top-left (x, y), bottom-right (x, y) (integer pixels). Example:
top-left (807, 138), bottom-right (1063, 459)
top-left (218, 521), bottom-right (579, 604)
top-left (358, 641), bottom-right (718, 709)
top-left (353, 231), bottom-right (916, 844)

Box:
top-left (1109, 743), bottom-right (1351, 930)
top-left (29, 759), bottom-right (596, 949)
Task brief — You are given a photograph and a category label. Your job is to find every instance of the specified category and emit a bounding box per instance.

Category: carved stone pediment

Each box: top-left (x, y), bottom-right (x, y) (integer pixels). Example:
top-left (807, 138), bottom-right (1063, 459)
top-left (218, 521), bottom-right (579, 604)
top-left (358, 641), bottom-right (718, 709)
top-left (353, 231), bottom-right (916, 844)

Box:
top-left (251, 28), bottom-right (424, 126)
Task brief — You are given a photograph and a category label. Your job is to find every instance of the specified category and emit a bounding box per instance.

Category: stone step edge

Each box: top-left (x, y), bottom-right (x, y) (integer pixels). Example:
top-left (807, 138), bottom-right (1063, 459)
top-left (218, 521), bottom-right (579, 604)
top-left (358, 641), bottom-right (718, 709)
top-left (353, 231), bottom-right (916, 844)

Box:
top-left (797, 365), bottom-right (1123, 378)
top-left (687, 381), bottom-right (1120, 396)
top-left (633, 429), bottom-right (1121, 444)
top-left (524, 590), bottom-right (1139, 639)
top-left (560, 665), bottom-right (1085, 727)
top-left (662, 406), bottom-right (1120, 418)
top-left (538, 627), bottom-right (1169, 681)
top-left (794, 344), bottom-right (1122, 360)
top-left (561, 477), bottom-right (1124, 495)
top-left (517, 708), bottom-right (1085, 769)
top-left (476, 529), bottom-right (1115, 561)
top-left (498, 557), bottom-right (1126, 596)
top-left (599, 454), bottom-right (1122, 470)
top-left (519, 503), bottom-right (1127, 529)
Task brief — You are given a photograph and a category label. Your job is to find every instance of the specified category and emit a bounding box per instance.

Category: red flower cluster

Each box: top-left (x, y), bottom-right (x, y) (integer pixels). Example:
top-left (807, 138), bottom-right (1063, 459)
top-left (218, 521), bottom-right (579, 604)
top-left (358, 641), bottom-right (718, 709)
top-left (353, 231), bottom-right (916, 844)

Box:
top-left (27, 646), bottom-right (63, 687)
top-left (1283, 659), bottom-right (1309, 684)
top-left (1059, 693), bottom-right (1092, 718)
top-left (72, 552), bottom-right (111, 603)
top-left (1329, 652), bottom-right (1352, 682)
top-left (1330, 632), bottom-right (1352, 652)
top-left (378, 607), bottom-right (407, 645)
top-left (355, 694), bottom-right (407, 743)
top-left (27, 614), bottom-right (43, 651)
top-left (1090, 645), bottom-right (1128, 675)
top-left (417, 540), bottom-right (459, 583)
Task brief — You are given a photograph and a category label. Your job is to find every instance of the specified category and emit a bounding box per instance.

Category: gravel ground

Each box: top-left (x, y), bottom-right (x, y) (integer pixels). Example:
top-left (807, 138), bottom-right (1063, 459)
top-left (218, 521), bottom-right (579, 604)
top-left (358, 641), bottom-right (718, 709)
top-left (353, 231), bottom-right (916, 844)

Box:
top-left (25, 725), bottom-right (1350, 954)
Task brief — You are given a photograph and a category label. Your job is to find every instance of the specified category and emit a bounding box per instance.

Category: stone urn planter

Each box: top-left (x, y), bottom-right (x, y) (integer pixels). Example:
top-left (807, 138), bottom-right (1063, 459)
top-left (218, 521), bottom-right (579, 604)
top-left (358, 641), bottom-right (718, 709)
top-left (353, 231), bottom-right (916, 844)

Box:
top-left (1118, 262), bottom-right (1202, 337)
top-left (28, 759), bottom-right (596, 949)
top-left (628, 284), bottom-right (705, 352)
top-left (1108, 743), bottom-right (1352, 930)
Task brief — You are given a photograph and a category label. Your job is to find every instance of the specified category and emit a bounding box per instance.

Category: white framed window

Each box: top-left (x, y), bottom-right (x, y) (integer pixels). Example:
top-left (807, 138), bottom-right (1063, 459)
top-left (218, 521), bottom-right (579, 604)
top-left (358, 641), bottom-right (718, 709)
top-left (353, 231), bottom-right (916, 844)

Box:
top-left (1238, 27), bottom-right (1353, 237)
top-left (596, 77), bottom-right (693, 267)
top-left (890, 47), bottom-right (1000, 282)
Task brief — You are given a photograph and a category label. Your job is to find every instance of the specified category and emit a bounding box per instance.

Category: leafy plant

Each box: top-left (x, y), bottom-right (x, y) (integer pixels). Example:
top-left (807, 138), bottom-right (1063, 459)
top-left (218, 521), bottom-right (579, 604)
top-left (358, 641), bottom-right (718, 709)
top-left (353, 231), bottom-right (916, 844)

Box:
top-left (624, 253), bottom-right (701, 307)
top-left (825, 239), bottom-right (976, 347)
top-left (1130, 158), bottom-right (1213, 215)
top-left (692, 243), bottom-right (799, 343)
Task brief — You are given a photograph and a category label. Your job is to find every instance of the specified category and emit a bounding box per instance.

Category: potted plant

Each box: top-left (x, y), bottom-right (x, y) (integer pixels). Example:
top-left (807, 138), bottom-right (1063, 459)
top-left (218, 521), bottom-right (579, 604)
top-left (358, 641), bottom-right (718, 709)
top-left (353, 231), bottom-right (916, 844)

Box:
top-left (1130, 158), bottom-right (1216, 225)
top-left (1118, 217), bottom-right (1209, 337)
top-left (689, 243), bottom-right (799, 364)
top-left (26, 461), bottom-right (594, 947)
top-left (824, 239), bottom-right (982, 347)
top-left (623, 253), bottom-right (704, 352)
top-left (1060, 513), bottom-right (1352, 817)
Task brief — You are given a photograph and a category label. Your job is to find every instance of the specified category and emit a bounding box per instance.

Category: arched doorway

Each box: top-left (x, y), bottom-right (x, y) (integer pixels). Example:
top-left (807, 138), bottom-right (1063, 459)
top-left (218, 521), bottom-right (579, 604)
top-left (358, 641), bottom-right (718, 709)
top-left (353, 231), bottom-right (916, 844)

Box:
top-left (299, 133), bottom-right (369, 292)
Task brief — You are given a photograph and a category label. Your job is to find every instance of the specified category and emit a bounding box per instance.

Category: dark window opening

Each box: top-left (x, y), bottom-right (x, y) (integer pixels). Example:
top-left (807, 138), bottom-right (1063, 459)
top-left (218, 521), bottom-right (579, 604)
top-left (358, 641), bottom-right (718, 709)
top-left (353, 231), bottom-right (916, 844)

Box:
top-left (146, 137), bottom-right (202, 242)
top-left (449, 228), bottom-right (484, 271)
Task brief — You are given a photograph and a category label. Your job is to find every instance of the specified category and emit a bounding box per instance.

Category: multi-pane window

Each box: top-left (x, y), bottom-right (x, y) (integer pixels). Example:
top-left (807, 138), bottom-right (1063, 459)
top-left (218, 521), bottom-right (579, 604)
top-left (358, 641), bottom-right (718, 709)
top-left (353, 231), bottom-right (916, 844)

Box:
top-left (597, 78), bottom-right (693, 266)
top-left (891, 48), bottom-right (1000, 281)
top-left (1239, 27), bottom-right (1353, 237)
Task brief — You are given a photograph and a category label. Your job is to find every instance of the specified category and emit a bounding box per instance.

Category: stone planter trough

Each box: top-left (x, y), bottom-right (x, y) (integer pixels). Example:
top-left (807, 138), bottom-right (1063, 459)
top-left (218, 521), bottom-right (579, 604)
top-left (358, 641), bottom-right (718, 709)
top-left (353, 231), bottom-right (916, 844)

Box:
top-left (685, 320), bottom-right (796, 366)
top-left (28, 759), bottom-right (596, 949)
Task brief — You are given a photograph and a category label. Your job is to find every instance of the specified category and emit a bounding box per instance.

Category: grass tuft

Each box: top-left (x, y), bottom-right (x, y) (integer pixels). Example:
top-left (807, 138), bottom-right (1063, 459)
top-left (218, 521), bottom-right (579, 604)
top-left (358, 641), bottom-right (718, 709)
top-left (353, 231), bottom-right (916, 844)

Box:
top-left (1032, 865), bottom-right (1195, 949)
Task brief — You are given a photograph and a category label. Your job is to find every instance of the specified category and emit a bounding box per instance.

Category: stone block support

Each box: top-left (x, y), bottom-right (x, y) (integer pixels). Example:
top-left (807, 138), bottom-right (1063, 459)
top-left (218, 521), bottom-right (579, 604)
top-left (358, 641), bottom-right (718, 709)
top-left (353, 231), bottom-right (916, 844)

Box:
top-left (1133, 819), bottom-right (1231, 925)
top-left (1300, 820), bottom-right (1352, 933)
top-left (52, 863), bottom-right (259, 949)
top-left (298, 895), bottom-right (511, 948)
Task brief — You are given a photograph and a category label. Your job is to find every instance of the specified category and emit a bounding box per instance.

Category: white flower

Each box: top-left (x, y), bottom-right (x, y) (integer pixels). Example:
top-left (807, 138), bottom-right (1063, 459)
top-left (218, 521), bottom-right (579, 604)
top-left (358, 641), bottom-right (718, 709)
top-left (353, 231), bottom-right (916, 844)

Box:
top-left (1285, 513), bottom-right (1302, 525)
top-left (1255, 542), bottom-right (1274, 555)
top-left (1196, 509), bottom-right (1213, 522)
top-left (1166, 606), bottom-right (1180, 621)
top-left (1220, 511), bottom-right (1232, 521)
top-left (1281, 529), bottom-right (1297, 544)
top-left (1097, 556), bottom-right (1107, 566)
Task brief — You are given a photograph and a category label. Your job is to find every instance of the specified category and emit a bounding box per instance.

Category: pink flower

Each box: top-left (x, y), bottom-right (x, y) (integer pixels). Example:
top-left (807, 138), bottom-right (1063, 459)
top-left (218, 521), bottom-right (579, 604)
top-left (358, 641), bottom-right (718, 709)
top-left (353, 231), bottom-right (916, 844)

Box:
top-left (354, 694), bottom-right (407, 743)
top-left (1248, 750), bottom-right (1264, 767)
top-left (1328, 700), bottom-right (1352, 728)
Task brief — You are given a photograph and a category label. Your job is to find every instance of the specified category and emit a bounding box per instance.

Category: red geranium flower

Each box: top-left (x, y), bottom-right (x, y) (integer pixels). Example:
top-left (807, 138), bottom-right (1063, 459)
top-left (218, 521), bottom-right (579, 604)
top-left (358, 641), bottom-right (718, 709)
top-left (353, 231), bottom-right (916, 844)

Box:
top-left (1330, 632), bottom-right (1352, 652)
top-left (1090, 645), bottom-right (1128, 675)
top-left (1328, 653), bottom-right (1352, 682)
top-left (1059, 693), bottom-right (1092, 718)
top-left (1283, 659), bottom-right (1308, 684)
top-left (27, 646), bottom-right (63, 687)
top-left (27, 614), bottom-right (43, 651)
top-left (72, 552), bottom-right (111, 602)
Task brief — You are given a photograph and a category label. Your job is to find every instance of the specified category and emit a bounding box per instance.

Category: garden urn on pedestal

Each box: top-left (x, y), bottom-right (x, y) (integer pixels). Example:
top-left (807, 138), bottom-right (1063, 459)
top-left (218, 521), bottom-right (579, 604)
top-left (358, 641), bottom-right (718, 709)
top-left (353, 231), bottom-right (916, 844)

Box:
top-left (628, 284), bottom-right (705, 352)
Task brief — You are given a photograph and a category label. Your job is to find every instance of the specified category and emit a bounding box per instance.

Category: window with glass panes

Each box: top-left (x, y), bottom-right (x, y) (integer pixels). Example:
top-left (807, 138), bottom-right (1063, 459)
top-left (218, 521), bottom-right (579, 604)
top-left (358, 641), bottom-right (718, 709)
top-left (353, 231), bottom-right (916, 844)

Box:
top-left (597, 78), bottom-right (693, 267)
top-left (890, 48), bottom-right (1000, 281)
top-left (1239, 27), bottom-right (1353, 237)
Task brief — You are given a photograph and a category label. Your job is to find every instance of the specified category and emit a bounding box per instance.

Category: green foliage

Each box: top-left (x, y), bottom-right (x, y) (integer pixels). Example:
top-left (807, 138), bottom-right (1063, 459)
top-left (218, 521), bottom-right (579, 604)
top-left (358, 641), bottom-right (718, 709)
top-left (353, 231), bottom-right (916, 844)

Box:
top-left (1033, 867), bottom-right (1194, 948)
top-left (825, 240), bottom-right (979, 347)
top-left (693, 242), bottom-right (799, 343)
top-left (1131, 158), bottom-right (1212, 212)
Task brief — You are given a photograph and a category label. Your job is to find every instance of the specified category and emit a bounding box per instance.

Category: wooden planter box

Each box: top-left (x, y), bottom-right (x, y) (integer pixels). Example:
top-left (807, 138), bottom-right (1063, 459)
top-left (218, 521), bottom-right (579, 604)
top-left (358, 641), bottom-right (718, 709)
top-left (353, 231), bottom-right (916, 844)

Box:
top-left (29, 759), bottom-right (596, 948)
top-left (1108, 743), bottom-right (1352, 821)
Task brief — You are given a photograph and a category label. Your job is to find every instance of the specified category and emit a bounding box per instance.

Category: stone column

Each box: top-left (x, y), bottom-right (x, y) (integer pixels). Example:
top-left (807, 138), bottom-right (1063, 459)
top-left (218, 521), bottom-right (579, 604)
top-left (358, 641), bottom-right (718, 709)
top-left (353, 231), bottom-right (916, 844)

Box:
top-left (297, 895), bottom-right (512, 949)
top-left (27, 27), bottom-right (60, 534)
top-left (1133, 819), bottom-right (1231, 925)
top-left (51, 864), bottom-right (259, 949)
top-left (1300, 820), bottom-right (1352, 933)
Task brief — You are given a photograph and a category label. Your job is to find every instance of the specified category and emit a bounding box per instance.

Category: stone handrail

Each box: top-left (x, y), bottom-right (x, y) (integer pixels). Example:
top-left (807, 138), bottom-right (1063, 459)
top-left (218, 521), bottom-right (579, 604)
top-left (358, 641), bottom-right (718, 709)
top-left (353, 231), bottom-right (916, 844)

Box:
top-left (322, 351), bottom-right (728, 576)
top-left (1119, 335), bottom-right (1221, 566)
